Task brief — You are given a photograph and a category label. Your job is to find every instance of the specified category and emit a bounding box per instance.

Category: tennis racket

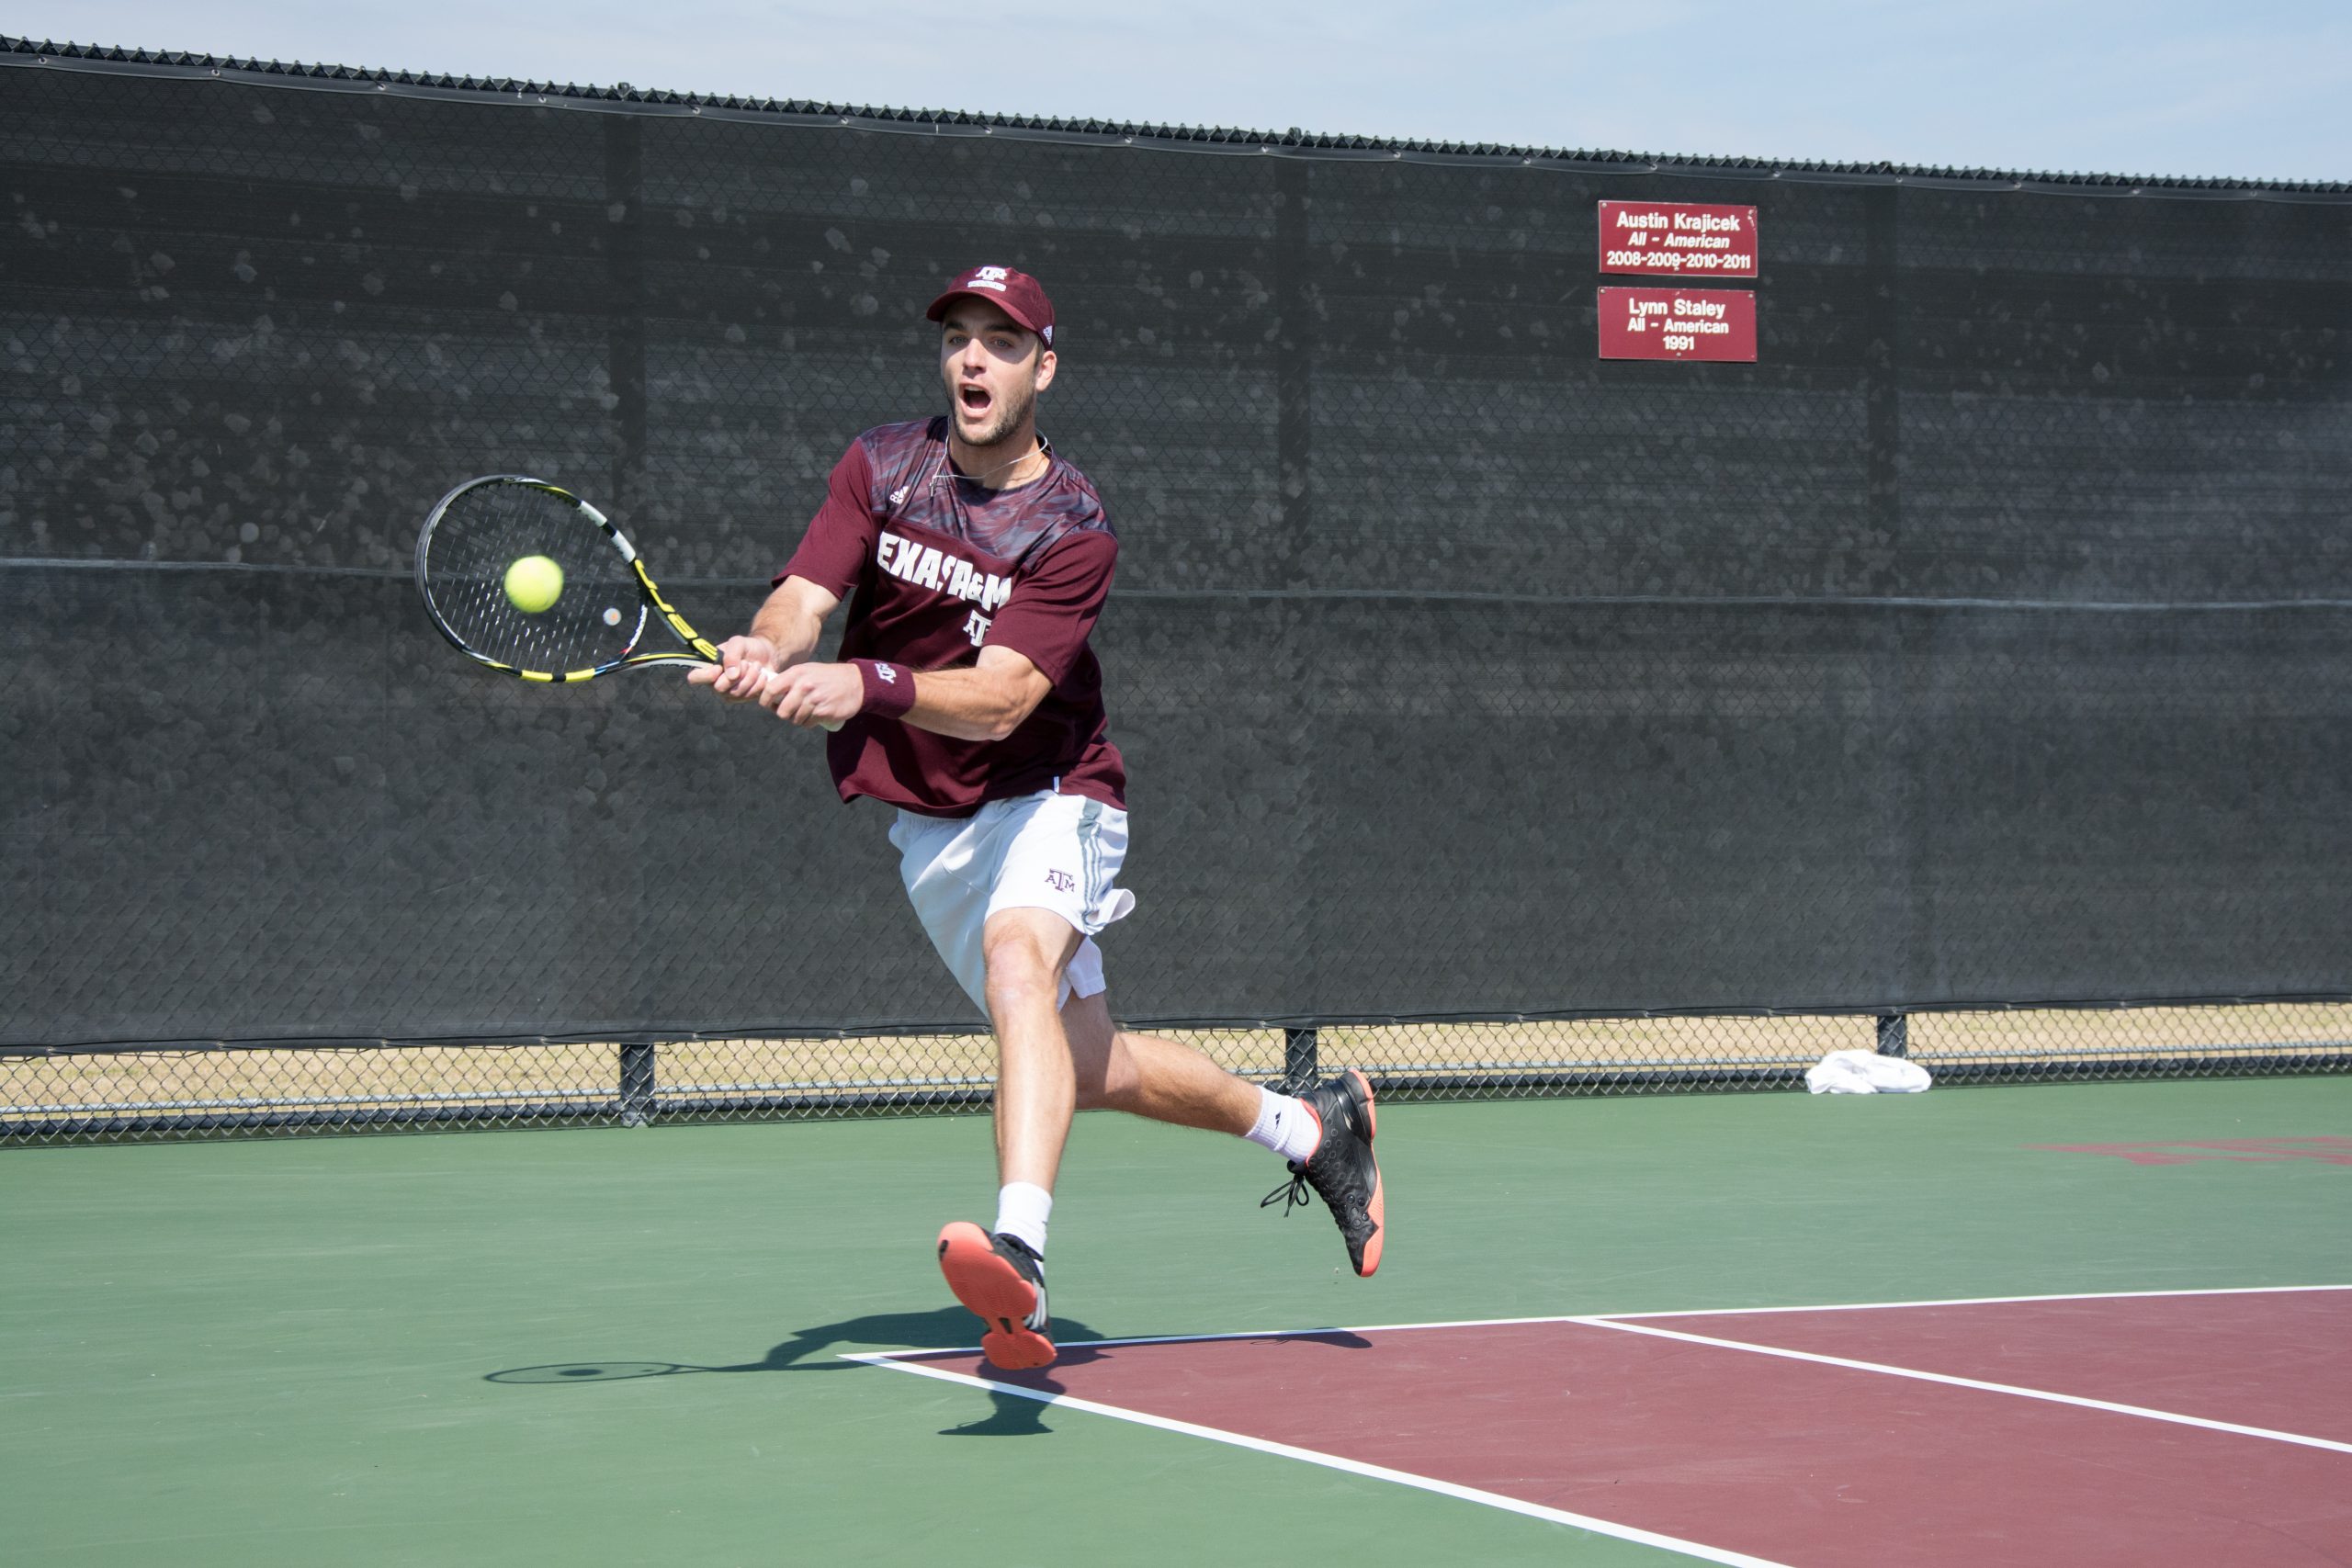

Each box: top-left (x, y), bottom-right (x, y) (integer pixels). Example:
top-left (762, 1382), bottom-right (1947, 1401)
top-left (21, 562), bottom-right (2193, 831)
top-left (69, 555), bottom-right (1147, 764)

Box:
top-left (414, 474), bottom-right (840, 726)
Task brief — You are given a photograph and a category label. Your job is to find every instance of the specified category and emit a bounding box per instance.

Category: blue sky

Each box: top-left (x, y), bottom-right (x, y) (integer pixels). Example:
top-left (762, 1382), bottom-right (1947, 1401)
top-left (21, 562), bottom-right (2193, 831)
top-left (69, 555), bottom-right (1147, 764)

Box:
top-left (9, 1), bottom-right (2347, 182)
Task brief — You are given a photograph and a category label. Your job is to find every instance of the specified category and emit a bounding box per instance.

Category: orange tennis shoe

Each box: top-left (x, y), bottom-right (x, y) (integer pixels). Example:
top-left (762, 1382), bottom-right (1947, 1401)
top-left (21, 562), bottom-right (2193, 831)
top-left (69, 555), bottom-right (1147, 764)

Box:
top-left (936, 1222), bottom-right (1054, 1371)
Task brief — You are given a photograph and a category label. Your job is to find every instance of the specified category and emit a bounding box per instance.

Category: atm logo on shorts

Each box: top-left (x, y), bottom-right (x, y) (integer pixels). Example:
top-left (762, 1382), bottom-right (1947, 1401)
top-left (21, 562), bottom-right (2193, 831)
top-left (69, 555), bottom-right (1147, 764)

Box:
top-left (876, 531), bottom-right (1014, 614)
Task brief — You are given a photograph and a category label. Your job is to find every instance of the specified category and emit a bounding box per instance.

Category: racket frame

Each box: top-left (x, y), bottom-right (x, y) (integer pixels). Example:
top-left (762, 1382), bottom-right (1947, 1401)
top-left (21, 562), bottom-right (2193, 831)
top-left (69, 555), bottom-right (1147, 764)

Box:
top-left (415, 474), bottom-right (721, 682)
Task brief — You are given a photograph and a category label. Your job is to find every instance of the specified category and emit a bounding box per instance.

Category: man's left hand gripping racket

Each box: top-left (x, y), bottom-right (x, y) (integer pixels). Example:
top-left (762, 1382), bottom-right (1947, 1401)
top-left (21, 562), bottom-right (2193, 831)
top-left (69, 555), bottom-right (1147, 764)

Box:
top-left (414, 474), bottom-right (838, 724)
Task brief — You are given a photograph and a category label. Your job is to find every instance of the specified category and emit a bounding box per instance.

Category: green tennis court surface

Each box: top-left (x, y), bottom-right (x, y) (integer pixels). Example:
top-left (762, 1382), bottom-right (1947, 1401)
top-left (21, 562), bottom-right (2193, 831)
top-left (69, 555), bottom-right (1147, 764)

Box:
top-left (8, 1077), bottom-right (2349, 1565)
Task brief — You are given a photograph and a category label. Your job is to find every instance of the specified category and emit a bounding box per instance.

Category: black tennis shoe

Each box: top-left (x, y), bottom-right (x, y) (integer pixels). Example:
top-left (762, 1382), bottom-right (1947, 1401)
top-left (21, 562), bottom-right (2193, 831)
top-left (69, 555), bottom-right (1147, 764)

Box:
top-left (1261, 1068), bottom-right (1384, 1276)
top-left (936, 1222), bottom-right (1054, 1371)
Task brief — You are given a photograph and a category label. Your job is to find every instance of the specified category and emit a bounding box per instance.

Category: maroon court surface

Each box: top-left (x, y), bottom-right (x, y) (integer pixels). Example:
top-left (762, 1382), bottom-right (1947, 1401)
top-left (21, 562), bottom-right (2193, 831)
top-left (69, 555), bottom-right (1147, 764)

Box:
top-left (877, 1288), bottom-right (2352, 1568)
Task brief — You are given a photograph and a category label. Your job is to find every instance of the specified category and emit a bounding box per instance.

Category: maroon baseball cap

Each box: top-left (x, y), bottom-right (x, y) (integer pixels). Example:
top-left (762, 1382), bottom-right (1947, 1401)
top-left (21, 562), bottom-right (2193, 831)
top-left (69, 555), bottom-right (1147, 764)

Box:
top-left (925, 265), bottom-right (1056, 346)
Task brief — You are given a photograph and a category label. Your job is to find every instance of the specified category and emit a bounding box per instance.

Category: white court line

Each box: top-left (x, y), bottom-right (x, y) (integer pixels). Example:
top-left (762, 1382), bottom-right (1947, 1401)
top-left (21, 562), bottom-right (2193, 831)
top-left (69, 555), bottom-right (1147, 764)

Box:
top-left (1596, 1280), bottom-right (2352, 1323)
top-left (1340, 1281), bottom-right (2352, 1338)
top-left (845, 1350), bottom-right (1799, 1568)
top-left (1576, 1315), bottom-right (2352, 1456)
top-left (848, 1281), bottom-right (2352, 1371)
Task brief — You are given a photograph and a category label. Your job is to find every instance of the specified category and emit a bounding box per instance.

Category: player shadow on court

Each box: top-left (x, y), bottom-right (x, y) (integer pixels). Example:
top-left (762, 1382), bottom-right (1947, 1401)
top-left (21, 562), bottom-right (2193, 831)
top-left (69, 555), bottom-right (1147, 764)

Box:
top-left (937, 1330), bottom-right (1375, 1435)
top-left (486, 1314), bottom-right (1373, 1437)
top-left (483, 1306), bottom-right (1111, 1435)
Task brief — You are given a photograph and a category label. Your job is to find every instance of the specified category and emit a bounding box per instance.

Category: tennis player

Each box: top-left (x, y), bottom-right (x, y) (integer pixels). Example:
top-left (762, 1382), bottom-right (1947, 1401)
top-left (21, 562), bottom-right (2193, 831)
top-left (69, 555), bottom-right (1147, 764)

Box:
top-left (691, 265), bottom-right (1382, 1371)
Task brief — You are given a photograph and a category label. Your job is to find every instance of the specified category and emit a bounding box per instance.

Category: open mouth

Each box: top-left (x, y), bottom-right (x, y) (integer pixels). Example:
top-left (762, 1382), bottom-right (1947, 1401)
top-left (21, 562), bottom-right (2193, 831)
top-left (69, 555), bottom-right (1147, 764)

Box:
top-left (958, 384), bottom-right (992, 417)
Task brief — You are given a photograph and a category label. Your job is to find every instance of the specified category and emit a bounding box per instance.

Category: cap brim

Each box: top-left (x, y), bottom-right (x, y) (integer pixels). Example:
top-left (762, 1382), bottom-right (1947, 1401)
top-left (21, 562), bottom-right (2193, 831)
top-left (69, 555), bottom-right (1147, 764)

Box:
top-left (926, 289), bottom-right (1044, 335)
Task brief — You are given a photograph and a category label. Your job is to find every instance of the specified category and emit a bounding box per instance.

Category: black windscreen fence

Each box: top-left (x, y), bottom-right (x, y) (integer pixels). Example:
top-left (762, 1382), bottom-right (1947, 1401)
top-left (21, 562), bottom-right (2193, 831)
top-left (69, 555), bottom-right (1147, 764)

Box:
top-left (5, 46), bottom-right (2350, 1120)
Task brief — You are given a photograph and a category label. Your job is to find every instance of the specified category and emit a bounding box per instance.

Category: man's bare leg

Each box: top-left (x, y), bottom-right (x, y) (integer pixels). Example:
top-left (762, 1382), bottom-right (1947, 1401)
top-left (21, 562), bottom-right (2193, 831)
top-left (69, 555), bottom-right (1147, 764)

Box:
top-left (1060, 990), bottom-right (1258, 1134)
top-left (1061, 986), bottom-right (1386, 1279)
top-left (978, 906), bottom-right (1087, 1191)
top-left (975, 909), bottom-right (1304, 1211)
top-left (940, 909), bottom-right (1385, 1372)
top-left (933, 905), bottom-right (1083, 1373)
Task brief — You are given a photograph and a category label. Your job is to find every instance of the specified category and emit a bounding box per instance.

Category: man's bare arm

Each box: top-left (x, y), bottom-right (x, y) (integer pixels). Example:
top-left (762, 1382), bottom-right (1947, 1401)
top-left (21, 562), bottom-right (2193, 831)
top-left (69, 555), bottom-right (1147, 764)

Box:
top-left (689, 576), bottom-right (841, 701)
top-left (763, 644), bottom-right (1051, 741)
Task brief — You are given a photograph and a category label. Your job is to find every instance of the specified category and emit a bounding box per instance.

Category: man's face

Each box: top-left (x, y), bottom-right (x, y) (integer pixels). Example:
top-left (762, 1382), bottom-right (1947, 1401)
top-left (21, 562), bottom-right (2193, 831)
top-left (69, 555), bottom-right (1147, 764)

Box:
top-left (939, 299), bottom-right (1056, 449)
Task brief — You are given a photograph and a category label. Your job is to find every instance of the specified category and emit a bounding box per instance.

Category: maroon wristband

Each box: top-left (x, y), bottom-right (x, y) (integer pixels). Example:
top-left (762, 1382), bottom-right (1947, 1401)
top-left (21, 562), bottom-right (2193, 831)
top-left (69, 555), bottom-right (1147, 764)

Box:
top-left (853, 659), bottom-right (917, 719)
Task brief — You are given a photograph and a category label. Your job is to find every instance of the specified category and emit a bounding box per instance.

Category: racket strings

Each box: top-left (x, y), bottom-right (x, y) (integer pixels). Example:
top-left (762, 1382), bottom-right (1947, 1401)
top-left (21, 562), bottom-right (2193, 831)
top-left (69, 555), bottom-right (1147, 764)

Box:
top-left (422, 481), bottom-right (643, 673)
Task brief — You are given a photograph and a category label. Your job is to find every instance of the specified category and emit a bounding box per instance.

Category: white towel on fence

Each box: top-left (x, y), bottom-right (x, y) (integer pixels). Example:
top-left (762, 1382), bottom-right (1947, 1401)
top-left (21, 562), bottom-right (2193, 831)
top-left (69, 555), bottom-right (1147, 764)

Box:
top-left (1805, 1048), bottom-right (1933, 1095)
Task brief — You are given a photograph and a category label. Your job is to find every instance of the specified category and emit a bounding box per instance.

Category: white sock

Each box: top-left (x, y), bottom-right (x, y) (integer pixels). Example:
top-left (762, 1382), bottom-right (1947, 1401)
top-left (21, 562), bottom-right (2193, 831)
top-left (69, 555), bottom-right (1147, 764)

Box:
top-left (1244, 1087), bottom-right (1323, 1164)
top-left (993, 1180), bottom-right (1052, 1258)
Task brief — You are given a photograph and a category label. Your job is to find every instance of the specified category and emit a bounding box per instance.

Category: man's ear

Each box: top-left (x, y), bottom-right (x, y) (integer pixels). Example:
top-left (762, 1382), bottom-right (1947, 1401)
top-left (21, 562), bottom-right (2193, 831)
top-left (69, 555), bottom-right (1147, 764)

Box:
top-left (1033, 346), bottom-right (1057, 393)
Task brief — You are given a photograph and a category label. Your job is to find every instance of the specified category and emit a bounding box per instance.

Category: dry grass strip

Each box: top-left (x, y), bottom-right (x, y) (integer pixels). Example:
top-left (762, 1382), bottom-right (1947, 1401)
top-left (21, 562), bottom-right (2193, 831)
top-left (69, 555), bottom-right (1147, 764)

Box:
top-left (7, 1005), bottom-right (2346, 1130)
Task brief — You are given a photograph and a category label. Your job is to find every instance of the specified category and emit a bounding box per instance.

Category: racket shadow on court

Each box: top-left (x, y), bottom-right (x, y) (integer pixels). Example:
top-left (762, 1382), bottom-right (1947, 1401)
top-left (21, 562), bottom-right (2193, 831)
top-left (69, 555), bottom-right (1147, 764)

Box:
top-left (484, 1306), bottom-right (1112, 1436)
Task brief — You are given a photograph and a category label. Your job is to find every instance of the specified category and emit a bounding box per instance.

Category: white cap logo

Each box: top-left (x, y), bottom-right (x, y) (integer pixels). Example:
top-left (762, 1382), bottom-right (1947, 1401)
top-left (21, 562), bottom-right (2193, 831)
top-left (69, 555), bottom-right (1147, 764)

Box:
top-left (967, 265), bottom-right (1010, 293)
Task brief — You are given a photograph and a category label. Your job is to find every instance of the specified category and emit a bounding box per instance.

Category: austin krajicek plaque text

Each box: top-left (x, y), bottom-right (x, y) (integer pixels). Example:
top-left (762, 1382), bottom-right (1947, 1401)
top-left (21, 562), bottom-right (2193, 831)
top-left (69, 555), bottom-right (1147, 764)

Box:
top-left (1599, 201), bottom-right (1758, 279)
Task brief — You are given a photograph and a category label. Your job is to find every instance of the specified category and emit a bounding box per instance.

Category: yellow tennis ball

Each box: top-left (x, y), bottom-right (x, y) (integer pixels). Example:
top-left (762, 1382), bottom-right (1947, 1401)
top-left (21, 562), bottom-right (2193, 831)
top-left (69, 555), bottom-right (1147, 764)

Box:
top-left (503, 555), bottom-right (564, 614)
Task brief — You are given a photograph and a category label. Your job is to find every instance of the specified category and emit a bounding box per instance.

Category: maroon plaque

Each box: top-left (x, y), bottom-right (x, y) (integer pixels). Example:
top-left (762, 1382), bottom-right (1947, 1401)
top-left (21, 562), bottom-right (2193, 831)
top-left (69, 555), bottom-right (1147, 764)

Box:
top-left (1597, 288), bottom-right (1758, 362)
top-left (1599, 201), bottom-right (1758, 278)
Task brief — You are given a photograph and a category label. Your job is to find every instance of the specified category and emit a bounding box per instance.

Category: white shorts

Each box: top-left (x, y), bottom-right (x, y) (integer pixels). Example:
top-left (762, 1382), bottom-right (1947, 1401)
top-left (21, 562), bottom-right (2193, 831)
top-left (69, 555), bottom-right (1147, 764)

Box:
top-left (889, 789), bottom-right (1136, 1017)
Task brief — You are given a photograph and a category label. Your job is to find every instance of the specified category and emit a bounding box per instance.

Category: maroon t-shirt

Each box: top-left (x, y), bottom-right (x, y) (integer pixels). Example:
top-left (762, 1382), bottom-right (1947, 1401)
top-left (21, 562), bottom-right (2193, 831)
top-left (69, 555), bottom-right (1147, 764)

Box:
top-left (777, 417), bottom-right (1127, 818)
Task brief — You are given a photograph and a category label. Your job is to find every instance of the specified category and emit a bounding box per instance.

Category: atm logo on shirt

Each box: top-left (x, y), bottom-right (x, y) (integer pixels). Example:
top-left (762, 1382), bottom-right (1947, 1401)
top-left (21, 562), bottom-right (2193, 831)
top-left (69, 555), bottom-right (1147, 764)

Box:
top-left (876, 531), bottom-right (1016, 613)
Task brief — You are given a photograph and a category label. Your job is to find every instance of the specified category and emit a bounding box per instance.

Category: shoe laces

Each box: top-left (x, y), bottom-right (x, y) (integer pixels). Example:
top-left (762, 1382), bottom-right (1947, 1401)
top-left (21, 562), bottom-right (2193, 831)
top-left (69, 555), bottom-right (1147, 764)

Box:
top-left (995, 1232), bottom-right (1046, 1280)
top-left (1260, 1162), bottom-right (1316, 1217)
top-left (1261, 1145), bottom-right (1370, 1232)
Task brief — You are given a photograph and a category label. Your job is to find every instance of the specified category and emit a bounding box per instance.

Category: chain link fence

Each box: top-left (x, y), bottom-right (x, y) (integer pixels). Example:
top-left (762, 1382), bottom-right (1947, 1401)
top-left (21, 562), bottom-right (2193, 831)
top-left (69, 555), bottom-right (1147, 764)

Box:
top-left (5, 41), bottom-right (2350, 1142)
top-left (9, 1006), bottom-right (2352, 1141)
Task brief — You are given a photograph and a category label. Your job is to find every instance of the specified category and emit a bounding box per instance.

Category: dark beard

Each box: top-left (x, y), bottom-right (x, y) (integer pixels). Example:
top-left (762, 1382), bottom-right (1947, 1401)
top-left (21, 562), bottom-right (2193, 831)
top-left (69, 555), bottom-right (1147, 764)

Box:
top-left (955, 383), bottom-right (1035, 448)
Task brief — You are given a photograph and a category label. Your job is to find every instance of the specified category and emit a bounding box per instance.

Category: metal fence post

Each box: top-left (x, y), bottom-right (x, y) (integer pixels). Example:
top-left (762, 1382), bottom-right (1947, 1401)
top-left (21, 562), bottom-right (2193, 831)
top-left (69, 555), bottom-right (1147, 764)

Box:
top-left (1875, 1014), bottom-right (1909, 1057)
top-left (618, 1043), bottom-right (657, 1125)
top-left (1282, 1027), bottom-right (1319, 1094)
